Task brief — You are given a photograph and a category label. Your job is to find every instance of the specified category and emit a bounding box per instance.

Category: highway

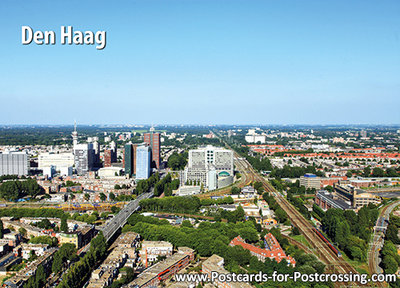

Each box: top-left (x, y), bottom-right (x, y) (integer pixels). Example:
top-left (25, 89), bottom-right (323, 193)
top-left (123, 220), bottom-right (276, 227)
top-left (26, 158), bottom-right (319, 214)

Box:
top-left (100, 191), bottom-right (153, 241)
top-left (368, 200), bottom-right (400, 275)
top-left (78, 190), bottom-right (153, 255)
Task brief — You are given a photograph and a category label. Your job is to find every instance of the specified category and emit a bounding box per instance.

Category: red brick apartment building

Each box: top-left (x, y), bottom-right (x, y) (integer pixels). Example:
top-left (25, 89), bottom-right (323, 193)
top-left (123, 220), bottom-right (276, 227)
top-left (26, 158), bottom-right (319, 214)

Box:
top-left (229, 234), bottom-right (296, 266)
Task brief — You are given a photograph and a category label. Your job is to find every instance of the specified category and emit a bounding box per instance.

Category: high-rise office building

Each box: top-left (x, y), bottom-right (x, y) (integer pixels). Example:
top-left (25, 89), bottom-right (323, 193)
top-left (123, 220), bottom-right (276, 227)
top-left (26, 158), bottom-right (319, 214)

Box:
top-left (0, 151), bottom-right (29, 176)
top-left (136, 145), bottom-right (151, 180)
top-left (144, 130), bottom-right (161, 169)
top-left (88, 137), bottom-right (100, 167)
top-left (110, 141), bottom-right (117, 162)
top-left (124, 144), bottom-right (134, 177)
top-left (74, 143), bottom-right (94, 175)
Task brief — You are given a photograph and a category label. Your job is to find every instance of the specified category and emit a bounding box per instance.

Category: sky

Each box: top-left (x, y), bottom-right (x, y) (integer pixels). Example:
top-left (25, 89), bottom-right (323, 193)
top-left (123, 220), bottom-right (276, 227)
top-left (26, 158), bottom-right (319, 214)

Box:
top-left (0, 0), bottom-right (399, 125)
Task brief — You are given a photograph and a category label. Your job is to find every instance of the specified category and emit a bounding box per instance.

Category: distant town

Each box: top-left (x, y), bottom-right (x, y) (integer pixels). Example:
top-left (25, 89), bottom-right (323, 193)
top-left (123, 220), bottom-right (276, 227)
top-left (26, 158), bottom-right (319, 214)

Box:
top-left (0, 124), bottom-right (399, 288)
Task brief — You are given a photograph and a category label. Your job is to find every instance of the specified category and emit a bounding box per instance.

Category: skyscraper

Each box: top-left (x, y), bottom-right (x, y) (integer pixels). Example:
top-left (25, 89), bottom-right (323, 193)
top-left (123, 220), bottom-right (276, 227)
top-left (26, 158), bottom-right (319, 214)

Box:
top-left (144, 129), bottom-right (161, 169)
top-left (124, 143), bottom-right (134, 177)
top-left (136, 145), bottom-right (151, 180)
top-left (74, 143), bottom-right (94, 175)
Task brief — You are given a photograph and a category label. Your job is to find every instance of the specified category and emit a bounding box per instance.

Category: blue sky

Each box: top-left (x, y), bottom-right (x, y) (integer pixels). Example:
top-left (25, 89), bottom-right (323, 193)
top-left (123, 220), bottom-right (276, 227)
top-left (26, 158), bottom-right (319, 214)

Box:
top-left (0, 0), bottom-right (399, 125)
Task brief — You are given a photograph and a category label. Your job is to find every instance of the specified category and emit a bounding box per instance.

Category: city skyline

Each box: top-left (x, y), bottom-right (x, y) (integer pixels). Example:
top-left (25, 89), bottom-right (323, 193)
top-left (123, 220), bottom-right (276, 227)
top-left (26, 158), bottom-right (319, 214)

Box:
top-left (0, 0), bottom-right (399, 125)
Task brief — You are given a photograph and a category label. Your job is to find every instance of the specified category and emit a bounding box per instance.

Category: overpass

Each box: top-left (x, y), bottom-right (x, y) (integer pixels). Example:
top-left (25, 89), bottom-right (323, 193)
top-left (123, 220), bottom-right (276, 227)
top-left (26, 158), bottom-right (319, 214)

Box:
top-left (78, 191), bottom-right (153, 254)
top-left (101, 191), bottom-right (153, 242)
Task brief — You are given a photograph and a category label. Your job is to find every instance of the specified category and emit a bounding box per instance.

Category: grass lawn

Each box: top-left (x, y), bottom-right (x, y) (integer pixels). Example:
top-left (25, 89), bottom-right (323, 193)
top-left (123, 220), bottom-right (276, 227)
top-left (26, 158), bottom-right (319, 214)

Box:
top-left (292, 234), bottom-right (312, 249)
top-left (339, 252), bottom-right (369, 275)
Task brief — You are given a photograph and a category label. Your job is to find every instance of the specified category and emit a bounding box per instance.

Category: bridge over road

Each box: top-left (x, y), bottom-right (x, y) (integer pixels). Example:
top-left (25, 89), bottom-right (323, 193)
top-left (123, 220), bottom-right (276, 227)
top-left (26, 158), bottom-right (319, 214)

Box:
top-left (78, 191), bottom-right (153, 255)
top-left (101, 191), bottom-right (153, 242)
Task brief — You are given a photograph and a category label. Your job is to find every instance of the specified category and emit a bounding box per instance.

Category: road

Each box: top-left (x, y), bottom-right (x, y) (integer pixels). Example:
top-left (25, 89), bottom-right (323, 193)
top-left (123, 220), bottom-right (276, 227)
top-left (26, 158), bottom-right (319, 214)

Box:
top-left (79, 191), bottom-right (153, 255)
top-left (368, 200), bottom-right (400, 275)
top-left (100, 191), bottom-right (153, 241)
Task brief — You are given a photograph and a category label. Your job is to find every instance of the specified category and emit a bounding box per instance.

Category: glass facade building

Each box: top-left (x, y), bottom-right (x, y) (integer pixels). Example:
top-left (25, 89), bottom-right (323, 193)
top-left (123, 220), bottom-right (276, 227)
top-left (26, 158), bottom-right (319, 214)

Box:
top-left (136, 145), bottom-right (151, 180)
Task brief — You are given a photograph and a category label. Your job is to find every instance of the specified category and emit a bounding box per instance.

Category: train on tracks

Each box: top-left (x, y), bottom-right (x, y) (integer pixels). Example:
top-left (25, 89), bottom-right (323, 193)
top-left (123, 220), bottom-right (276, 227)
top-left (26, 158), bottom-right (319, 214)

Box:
top-left (313, 227), bottom-right (342, 257)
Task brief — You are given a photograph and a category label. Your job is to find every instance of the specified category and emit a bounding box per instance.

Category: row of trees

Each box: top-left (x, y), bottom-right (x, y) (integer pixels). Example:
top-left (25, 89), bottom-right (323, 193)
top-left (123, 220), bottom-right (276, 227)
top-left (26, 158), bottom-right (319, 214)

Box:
top-left (0, 179), bottom-right (44, 201)
top-left (0, 208), bottom-right (66, 219)
top-left (135, 172), bottom-right (160, 194)
top-left (263, 193), bottom-right (289, 224)
top-left (235, 146), bottom-right (273, 172)
top-left (52, 243), bottom-right (78, 274)
top-left (381, 240), bottom-right (400, 275)
top-left (139, 196), bottom-right (201, 214)
top-left (322, 205), bottom-right (379, 261)
top-left (57, 232), bottom-right (107, 288)
top-left (0, 175), bottom-right (20, 182)
top-left (200, 196), bottom-right (234, 206)
top-left (154, 174), bottom-right (179, 197)
top-left (269, 165), bottom-right (324, 178)
top-left (347, 166), bottom-right (400, 178)
top-left (287, 193), bottom-right (311, 219)
top-left (0, 208), bottom-right (98, 226)
top-left (24, 264), bottom-right (46, 288)
top-left (29, 236), bottom-right (58, 247)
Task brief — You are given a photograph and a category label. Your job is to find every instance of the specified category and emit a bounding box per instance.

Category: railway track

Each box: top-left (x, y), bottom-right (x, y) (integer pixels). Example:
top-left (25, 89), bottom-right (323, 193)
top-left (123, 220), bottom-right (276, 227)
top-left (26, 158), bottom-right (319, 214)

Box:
top-left (216, 134), bottom-right (386, 287)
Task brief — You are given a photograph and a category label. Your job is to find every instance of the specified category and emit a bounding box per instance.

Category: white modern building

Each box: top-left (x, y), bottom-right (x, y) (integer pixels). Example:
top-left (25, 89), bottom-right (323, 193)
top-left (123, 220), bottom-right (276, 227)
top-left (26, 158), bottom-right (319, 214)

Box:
top-left (183, 146), bottom-right (234, 191)
top-left (38, 152), bottom-right (74, 174)
top-left (0, 151), bottom-right (29, 176)
top-left (97, 167), bottom-right (123, 178)
top-left (245, 134), bottom-right (266, 144)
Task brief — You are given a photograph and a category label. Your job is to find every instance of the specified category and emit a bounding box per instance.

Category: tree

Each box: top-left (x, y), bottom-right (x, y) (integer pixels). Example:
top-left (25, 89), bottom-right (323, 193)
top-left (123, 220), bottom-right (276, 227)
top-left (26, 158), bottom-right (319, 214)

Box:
top-left (372, 167), bottom-right (385, 177)
top-left (84, 193), bottom-right (90, 201)
top-left (109, 192), bottom-right (116, 201)
top-left (99, 193), bottom-right (106, 201)
top-left (181, 220), bottom-right (193, 228)
top-left (29, 236), bottom-right (58, 247)
top-left (382, 255), bottom-right (398, 274)
top-left (231, 186), bottom-right (241, 195)
top-left (111, 206), bottom-right (120, 214)
top-left (386, 224), bottom-right (400, 244)
top-left (18, 227), bottom-right (27, 237)
top-left (275, 208), bottom-right (288, 223)
top-left (239, 227), bottom-right (258, 243)
top-left (28, 250), bottom-right (37, 262)
top-left (37, 218), bottom-right (52, 229)
top-left (61, 216), bottom-right (68, 233)
top-left (253, 182), bottom-right (264, 194)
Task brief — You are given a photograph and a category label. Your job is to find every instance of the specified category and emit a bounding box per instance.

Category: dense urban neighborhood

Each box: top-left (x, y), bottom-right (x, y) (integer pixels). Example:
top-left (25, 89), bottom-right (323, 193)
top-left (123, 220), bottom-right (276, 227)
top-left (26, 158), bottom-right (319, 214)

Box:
top-left (0, 125), bottom-right (399, 288)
